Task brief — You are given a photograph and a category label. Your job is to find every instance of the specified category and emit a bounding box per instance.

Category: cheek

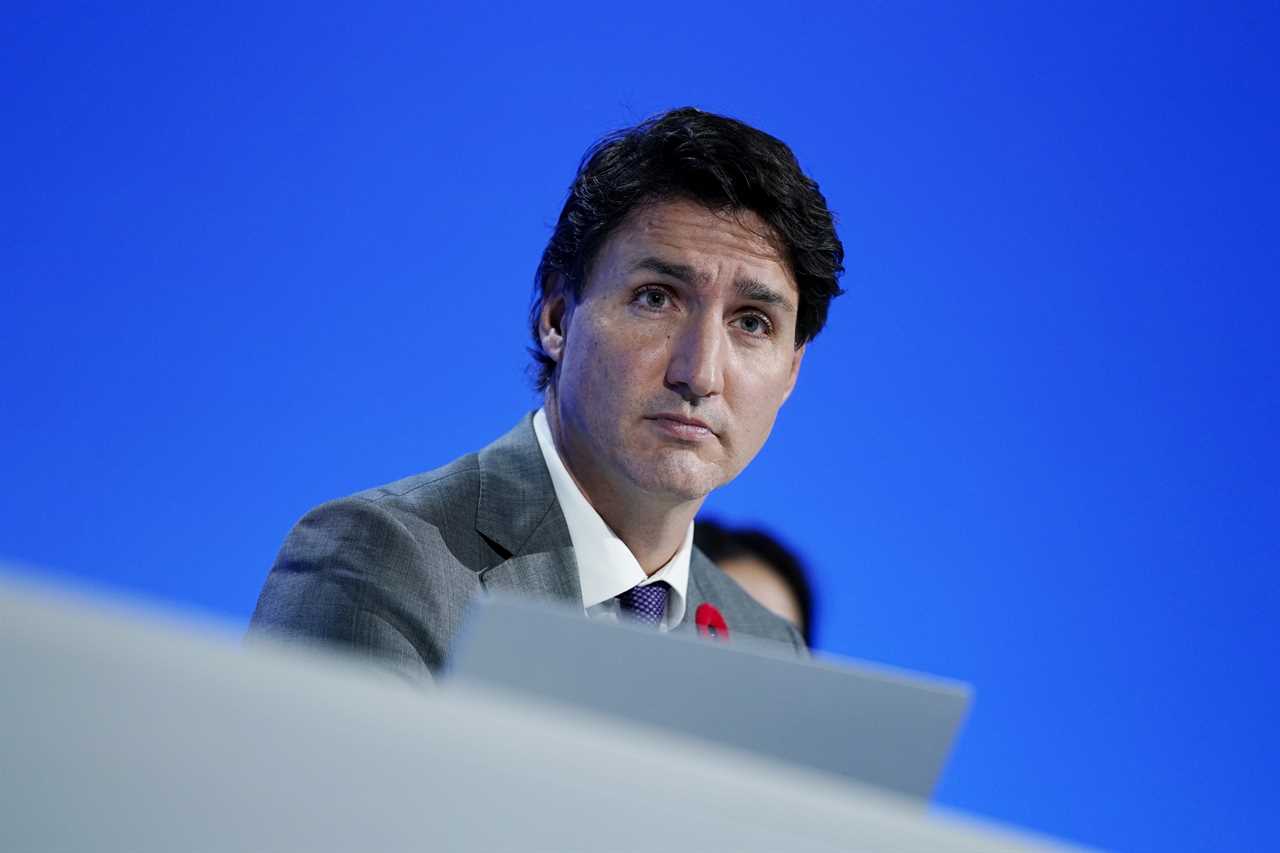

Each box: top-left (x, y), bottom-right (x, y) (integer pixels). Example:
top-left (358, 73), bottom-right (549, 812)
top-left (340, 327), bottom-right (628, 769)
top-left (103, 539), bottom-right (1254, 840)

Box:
top-left (580, 319), bottom-right (663, 382)
top-left (564, 317), bottom-right (661, 409)
top-left (732, 354), bottom-right (795, 411)
top-left (724, 358), bottom-right (794, 453)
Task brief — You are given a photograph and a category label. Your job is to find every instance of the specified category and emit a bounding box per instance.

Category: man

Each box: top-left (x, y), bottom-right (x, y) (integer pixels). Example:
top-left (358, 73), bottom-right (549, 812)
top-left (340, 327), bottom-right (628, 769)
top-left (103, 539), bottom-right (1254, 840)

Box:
top-left (249, 107), bottom-right (844, 680)
top-left (694, 518), bottom-right (816, 647)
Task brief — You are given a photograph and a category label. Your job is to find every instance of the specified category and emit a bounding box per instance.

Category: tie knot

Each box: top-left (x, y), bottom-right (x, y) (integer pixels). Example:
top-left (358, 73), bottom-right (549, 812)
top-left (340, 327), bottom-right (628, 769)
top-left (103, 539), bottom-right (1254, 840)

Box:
top-left (617, 581), bottom-right (669, 627)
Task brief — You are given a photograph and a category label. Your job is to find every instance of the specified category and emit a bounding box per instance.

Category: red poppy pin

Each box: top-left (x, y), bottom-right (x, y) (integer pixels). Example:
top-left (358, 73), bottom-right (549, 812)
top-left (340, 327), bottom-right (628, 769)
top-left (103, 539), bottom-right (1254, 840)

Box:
top-left (695, 603), bottom-right (729, 640)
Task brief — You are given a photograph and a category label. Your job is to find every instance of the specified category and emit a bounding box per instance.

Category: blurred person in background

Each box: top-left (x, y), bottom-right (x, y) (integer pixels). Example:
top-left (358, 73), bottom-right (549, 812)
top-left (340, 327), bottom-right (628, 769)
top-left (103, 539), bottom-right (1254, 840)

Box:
top-left (695, 518), bottom-right (815, 647)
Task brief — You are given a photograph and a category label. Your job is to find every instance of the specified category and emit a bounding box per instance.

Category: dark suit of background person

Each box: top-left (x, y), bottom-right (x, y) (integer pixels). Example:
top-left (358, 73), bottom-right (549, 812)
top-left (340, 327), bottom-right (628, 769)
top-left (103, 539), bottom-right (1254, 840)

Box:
top-left (250, 414), bottom-right (803, 680)
top-left (249, 106), bottom-right (845, 680)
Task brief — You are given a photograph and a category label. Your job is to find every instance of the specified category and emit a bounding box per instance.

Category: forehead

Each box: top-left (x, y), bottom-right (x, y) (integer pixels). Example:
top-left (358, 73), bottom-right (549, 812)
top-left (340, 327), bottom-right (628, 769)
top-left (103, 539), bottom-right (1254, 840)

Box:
top-left (595, 198), bottom-right (796, 292)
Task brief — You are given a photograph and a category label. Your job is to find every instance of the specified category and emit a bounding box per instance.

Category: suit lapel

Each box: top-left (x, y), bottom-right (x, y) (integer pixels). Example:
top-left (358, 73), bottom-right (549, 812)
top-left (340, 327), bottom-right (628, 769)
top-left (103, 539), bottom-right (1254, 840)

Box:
top-left (480, 547), bottom-right (580, 603)
top-left (474, 413), bottom-right (582, 608)
top-left (671, 548), bottom-right (713, 638)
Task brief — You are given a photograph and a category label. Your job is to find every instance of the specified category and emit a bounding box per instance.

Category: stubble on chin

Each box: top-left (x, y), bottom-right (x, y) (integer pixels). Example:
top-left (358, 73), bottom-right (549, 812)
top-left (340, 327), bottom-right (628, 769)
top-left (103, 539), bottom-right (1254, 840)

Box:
top-left (623, 444), bottom-right (727, 503)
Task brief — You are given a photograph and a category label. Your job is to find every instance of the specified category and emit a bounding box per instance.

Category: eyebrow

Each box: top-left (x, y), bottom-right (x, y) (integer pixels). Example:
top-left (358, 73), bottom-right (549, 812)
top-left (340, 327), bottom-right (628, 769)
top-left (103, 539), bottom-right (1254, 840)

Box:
top-left (735, 277), bottom-right (795, 313)
top-left (631, 256), bottom-right (705, 284)
top-left (630, 256), bottom-right (796, 313)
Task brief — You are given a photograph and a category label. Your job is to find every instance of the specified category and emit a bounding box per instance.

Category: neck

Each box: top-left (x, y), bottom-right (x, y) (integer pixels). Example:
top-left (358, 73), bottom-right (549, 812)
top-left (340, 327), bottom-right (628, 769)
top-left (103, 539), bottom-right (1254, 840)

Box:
top-left (544, 397), bottom-right (701, 575)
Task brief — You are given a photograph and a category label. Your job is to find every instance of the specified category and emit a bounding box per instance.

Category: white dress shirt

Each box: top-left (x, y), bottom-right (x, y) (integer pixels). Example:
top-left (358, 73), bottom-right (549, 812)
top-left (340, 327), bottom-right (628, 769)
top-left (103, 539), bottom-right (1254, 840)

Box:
top-left (532, 408), bottom-right (692, 631)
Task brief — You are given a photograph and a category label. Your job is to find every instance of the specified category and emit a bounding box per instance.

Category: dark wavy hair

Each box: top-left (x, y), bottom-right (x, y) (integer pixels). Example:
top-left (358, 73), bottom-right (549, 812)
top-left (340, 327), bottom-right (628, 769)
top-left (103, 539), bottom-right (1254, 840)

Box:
top-left (529, 106), bottom-right (845, 390)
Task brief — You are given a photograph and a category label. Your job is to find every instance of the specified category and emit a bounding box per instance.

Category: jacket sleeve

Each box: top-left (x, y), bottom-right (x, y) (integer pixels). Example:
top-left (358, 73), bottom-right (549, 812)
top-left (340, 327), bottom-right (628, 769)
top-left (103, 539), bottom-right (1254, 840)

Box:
top-left (247, 497), bottom-right (435, 684)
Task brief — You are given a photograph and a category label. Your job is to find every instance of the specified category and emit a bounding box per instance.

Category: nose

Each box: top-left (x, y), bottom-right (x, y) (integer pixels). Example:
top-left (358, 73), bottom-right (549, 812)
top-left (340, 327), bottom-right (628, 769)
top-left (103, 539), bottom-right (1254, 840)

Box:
top-left (664, 315), bottom-right (725, 401)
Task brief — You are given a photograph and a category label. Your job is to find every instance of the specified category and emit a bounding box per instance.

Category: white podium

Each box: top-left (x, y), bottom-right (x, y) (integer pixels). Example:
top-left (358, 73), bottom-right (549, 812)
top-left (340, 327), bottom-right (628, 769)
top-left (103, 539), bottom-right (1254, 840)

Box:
top-left (0, 573), bottom-right (1096, 852)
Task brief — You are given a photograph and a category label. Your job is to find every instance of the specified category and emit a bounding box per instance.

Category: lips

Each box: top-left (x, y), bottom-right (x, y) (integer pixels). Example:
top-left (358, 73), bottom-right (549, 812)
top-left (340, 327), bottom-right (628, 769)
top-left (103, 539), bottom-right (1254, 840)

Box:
top-left (647, 413), bottom-right (718, 441)
top-left (651, 413), bottom-right (713, 431)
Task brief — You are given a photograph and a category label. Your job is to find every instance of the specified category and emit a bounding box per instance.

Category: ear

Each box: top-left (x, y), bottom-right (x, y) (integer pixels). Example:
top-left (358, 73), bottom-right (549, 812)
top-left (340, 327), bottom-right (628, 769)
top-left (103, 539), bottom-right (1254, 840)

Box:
top-left (781, 343), bottom-right (806, 404)
top-left (538, 275), bottom-right (571, 364)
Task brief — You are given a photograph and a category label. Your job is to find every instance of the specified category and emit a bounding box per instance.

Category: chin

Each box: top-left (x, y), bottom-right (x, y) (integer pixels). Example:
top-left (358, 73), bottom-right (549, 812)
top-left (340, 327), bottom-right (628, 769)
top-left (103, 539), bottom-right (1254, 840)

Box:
top-left (627, 454), bottom-right (725, 502)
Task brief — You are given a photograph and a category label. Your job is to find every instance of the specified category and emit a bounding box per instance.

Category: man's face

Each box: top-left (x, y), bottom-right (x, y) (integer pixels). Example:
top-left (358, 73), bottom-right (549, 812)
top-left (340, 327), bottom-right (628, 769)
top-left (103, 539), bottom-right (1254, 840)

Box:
top-left (541, 197), bottom-right (805, 504)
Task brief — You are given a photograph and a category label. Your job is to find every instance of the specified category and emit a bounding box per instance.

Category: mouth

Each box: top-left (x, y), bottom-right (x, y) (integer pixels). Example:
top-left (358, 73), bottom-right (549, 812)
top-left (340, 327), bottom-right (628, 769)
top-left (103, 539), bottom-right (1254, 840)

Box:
top-left (646, 413), bottom-right (717, 442)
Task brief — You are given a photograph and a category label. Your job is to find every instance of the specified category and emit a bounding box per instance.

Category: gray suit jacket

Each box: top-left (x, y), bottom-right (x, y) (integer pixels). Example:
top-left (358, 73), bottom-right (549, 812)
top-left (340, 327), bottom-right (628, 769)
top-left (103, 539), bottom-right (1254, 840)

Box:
top-left (249, 414), bottom-right (805, 679)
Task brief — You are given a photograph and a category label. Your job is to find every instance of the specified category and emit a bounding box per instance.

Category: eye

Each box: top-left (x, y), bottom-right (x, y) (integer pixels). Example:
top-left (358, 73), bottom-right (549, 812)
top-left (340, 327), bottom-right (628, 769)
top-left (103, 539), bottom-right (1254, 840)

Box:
top-left (633, 286), bottom-right (671, 311)
top-left (734, 312), bottom-right (774, 337)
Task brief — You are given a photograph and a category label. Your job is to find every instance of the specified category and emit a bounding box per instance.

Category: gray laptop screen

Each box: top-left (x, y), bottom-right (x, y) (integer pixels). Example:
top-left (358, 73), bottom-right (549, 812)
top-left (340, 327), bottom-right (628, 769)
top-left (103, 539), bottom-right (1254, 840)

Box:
top-left (448, 595), bottom-right (972, 801)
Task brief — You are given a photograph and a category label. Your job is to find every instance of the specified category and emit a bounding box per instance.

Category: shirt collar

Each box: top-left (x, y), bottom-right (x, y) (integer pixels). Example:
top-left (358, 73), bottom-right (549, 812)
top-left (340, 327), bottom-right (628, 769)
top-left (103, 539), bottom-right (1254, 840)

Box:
top-left (532, 408), bottom-right (691, 629)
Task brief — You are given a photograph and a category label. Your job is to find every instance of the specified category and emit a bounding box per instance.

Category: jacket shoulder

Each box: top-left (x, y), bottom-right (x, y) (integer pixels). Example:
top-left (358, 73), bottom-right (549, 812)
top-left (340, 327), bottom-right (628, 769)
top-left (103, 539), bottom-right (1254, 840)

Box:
top-left (351, 451), bottom-right (481, 519)
top-left (247, 448), bottom-right (494, 673)
top-left (343, 449), bottom-right (494, 577)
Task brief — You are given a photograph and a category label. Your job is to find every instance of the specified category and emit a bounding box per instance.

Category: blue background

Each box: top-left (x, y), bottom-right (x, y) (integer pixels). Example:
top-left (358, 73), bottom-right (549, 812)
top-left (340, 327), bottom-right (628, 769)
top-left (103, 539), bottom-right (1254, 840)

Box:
top-left (3, 3), bottom-right (1276, 850)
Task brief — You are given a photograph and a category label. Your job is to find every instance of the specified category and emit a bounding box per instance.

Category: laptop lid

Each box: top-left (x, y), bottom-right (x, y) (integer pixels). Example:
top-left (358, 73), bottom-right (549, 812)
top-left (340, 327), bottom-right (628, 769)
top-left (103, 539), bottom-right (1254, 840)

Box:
top-left (448, 595), bottom-right (972, 801)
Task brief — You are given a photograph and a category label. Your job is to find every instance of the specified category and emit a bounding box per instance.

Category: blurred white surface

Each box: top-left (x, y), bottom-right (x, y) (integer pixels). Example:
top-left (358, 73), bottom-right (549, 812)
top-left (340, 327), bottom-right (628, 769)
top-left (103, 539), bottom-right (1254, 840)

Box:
top-left (0, 571), bottom-right (1096, 852)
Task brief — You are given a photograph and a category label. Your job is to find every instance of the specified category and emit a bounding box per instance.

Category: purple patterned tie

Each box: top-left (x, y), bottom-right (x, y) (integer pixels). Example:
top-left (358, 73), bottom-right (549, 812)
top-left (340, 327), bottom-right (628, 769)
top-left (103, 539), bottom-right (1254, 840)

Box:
top-left (617, 581), bottom-right (669, 627)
